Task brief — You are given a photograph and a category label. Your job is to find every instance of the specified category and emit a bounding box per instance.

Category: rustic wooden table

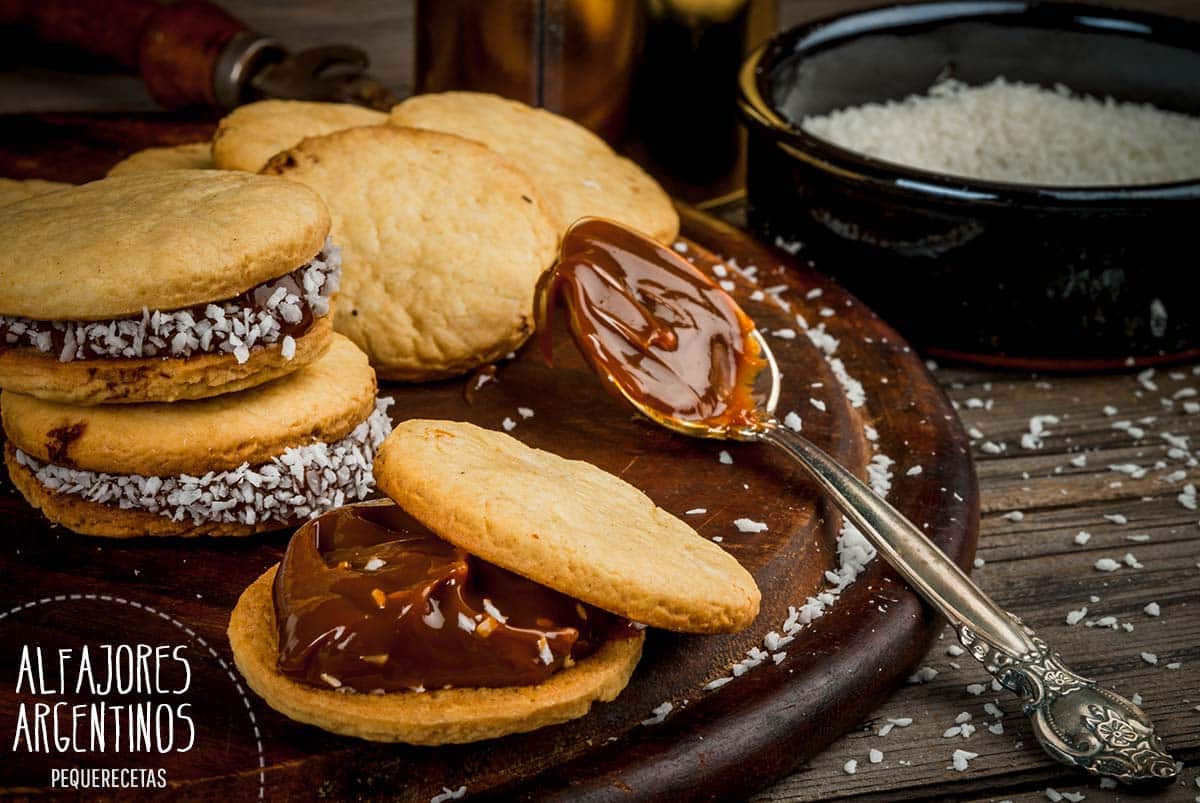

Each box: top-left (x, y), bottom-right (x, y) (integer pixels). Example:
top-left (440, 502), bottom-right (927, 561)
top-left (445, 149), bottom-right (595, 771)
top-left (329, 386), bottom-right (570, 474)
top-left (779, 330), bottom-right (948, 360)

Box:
top-left (757, 361), bottom-right (1200, 802)
top-left (1, 1), bottom-right (1197, 800)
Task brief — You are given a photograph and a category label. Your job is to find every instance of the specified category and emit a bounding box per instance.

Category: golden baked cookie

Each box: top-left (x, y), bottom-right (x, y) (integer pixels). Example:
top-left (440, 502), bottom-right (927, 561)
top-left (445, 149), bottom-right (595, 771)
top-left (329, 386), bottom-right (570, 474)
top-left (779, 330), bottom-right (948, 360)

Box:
top-left (0, 171), bottom-right (328, 319)
top-left (212, 100), bottom-right (388, 172)
top-left (0, 171), bottom-right (336, 403)
top-left (263, 125), bottom-right (558, 380)
top-left (2, 334), bottom-right (393, 538)
top-left (374, 419), bottom-right (761, 632)
top-left (0, 177), bottom-right (71, 206)
top-left (107, 142), bottom-right (215, 176)
top-left (390, 91), bottom-right (679, 242)
top-left (228, 565), bottom-right (644, 743)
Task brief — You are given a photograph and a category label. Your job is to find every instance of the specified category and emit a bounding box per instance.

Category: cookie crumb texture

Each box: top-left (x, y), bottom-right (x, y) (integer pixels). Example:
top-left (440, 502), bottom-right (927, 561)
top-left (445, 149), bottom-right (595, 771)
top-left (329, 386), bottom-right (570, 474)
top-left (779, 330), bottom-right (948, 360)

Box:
top-left (374, 419), bottom-right (762, 632)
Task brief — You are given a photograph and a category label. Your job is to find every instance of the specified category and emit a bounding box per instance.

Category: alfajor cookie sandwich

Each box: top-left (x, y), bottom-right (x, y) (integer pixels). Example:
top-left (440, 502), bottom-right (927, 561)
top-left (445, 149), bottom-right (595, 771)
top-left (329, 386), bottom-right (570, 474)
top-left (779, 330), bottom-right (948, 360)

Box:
top-left (228, 419), bottom-right (759, 744)
top-left (3, 334), bottom-right (392, 538)
top-left (0, 171), bottom-right (337, 404)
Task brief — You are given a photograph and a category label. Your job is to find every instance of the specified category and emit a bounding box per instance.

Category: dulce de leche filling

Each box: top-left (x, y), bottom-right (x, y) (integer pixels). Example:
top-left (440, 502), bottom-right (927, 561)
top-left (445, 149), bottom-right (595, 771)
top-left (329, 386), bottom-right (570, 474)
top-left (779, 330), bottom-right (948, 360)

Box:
top-left (273, 503), bottom-right (637, 693)
top-left (535, 218), bottom-right (764, 430)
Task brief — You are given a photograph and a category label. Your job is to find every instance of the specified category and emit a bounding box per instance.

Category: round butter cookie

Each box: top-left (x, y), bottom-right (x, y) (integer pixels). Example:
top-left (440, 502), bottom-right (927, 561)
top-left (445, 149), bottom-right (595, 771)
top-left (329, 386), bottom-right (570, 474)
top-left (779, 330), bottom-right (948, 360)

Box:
top-left (3, 334), bottom-right (393, 538)
top-left (373, 419), bottom-right (761, 633)
top-left (390, 91), bottom-right (680, 242)
top-left (0, 177), bottom-right (71, 206)
top-left (0, 170), bottom-right (336, 403)
top-left (107, 142), bottom-right (214, 176)
top-left (263, 125), bottom-right (558, 380)
top-left (212, 100), bottom-right (388, 172)
top-left (228, 565), bottom-right (643, 744)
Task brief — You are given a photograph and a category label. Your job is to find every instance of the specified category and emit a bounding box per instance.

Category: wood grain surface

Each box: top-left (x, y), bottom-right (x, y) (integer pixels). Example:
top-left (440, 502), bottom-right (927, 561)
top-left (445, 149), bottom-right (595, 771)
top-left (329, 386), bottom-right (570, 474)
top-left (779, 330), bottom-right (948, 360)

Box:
top-left (755, 363), bottom-right (1200, 802)
top-left (0, 208), bottom-right (976, 800)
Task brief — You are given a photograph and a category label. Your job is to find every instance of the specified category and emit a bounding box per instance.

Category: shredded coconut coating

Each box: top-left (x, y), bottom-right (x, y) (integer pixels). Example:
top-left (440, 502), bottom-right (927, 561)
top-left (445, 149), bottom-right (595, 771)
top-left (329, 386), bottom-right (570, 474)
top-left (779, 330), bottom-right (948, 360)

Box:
top-left (0, 239), bottom-right (341, 364)
top-left (14, 397), bottom-right (393, 527)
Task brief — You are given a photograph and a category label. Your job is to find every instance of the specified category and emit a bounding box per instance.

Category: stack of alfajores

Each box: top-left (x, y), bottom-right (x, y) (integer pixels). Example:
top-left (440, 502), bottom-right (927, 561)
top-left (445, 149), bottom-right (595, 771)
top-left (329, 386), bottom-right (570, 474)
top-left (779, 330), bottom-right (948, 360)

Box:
top-left (0, 170), bottom-right (394, 537)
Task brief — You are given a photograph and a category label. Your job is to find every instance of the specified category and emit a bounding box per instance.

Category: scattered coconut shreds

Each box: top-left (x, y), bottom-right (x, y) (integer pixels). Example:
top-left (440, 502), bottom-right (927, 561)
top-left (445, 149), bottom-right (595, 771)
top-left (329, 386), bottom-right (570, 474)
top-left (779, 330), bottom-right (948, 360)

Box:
top-left (1103, 513), bottom-right (1129, 525)
top-left (1144, 602), bottom-right (1161, 617)
top-left (1094, 558), bottom-right (1122, 572)
top-left (15, 397), bottom-right (393, 526)
top-left (641, 701), bottom-right (673, 726)
top-left (908, 666), bottom-right (939, 683)
top-left (965, 683), bottom-right (986, 696)
top-left (695, 267), bottom-right (893, 696)
top-left (981, 441), bottom-right (1005, 455)
top-left (685, 508), bottom-right (707, 515)
top-left (1181, 484), bottom-right (1198, 511)
top-left (1003, 510), bottom-right (1024, 522)
top-left (1066, 606), bottom-right (1088, 626)
top-left (1141, 652), bottom-right (1159, 665)
top-left (878, 723), bottom-right (895, 736)
top-left (843, 759), bottom-right (858, 775)
top-left (517, 407), bottom-right (534, 419)
top-left (906, 465), bottom-right (923, 477)
top-left (718, 450), bottom-right (733, 465)
top-left (2, 241), bottom-right (340, 364)
top-left (733, 518), bottom-right (768, 533)
top-left (430, 786), bottom-right (467, 803)
top-left (1074, 531), bottom-right (1091, 545)
top-left (1020, 414), bottom-right (1060, 450)
top-left (784, 411), bottom-right (803, 432)
top-left (951, 749), bottom-right (978, 772)
top-left (869, 748), bottom-right (883, 764)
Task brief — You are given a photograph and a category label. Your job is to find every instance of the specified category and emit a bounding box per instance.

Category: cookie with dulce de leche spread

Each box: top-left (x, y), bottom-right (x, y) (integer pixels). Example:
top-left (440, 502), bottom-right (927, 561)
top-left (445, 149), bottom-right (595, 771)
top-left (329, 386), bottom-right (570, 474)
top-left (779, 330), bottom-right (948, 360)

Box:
top-left (228, 419), bottom-right (759, 743)
top-left (0, 170), bottom-right (337, 404)
top-left (3, 334), bottom-right (392, 538)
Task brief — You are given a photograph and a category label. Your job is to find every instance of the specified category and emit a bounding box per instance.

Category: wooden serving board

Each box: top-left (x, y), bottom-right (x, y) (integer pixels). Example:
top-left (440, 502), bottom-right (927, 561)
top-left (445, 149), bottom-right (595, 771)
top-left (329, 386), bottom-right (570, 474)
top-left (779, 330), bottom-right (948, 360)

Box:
top-left (0, 196), bottom-right (977, 798)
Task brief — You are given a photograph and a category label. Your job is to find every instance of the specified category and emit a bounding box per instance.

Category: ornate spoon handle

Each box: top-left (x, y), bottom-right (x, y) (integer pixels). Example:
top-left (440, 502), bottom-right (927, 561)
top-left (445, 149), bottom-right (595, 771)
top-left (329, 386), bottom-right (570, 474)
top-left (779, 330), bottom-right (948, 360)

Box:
top-left (755, 422), bottom-right (1179, 783)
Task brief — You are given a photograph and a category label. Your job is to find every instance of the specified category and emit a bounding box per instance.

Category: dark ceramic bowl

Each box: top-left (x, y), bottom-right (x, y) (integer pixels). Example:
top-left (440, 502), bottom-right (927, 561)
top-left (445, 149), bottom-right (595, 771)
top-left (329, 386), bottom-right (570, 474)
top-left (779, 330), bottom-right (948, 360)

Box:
top-left (738, 1), bottom-right (1200, 369)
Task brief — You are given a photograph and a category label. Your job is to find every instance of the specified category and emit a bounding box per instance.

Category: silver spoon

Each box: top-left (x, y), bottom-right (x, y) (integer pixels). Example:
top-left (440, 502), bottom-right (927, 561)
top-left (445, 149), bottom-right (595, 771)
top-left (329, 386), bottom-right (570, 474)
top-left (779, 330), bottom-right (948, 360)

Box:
top-left (623, 329), bottom-right (1179, 785)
